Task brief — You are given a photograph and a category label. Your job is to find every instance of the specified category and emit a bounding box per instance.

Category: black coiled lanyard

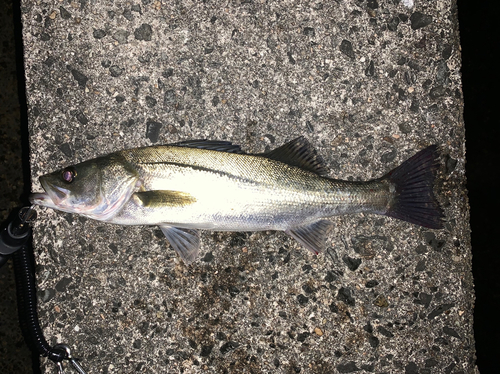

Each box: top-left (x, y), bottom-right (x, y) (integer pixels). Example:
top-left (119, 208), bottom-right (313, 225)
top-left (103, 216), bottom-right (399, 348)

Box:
top-left (1, 206), bottom-right (88, 374)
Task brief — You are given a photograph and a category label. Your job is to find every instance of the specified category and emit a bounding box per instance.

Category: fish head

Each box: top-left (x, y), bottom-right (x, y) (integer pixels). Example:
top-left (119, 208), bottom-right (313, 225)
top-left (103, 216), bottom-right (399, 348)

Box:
top-left (30, 155), bottom-right (140, 220)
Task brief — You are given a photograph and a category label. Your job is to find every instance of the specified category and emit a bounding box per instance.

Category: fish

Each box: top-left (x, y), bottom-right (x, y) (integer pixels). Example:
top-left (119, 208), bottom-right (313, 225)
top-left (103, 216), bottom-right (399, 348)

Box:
top-left (30, 137), bottom-right (443, 264)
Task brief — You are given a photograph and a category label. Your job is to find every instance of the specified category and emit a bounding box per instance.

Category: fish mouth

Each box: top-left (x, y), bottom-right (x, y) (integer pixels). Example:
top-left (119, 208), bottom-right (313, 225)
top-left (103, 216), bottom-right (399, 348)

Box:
top-left (29, 191), bottom-right (65, 211)
top-left (29, 192), bottom-right (51, 205)
top-left (29, 176), bottom-right (71, 210)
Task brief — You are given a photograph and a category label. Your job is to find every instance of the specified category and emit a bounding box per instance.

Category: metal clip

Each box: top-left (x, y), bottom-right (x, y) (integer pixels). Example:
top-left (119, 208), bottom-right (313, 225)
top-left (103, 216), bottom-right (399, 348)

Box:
top-left (52, 344), bottom-right (88, 374)
top-left (55, 361), bottom-right (65, 374)
top-left (19, 205), bottom-right (37, 224)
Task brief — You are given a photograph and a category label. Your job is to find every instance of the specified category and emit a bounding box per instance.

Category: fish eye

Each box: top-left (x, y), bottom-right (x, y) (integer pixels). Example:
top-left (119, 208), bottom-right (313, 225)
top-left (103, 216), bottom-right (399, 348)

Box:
top-left (61, 167), bottom-right (77, 183)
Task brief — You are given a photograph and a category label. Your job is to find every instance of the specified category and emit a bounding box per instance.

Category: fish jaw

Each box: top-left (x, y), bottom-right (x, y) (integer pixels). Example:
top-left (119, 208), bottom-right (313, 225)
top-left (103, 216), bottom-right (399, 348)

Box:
top-left (29, 175), bottom-right (80, 214)
top-left (29, 189), bottom-right (96, 216)
top-left (29, 192), bottom-right (66, 211)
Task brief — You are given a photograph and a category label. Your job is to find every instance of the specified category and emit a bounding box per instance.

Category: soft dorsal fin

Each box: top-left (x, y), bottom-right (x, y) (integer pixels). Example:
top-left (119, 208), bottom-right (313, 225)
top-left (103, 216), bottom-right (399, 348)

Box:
top-left (170, 139), bottom-right (245, 154)
top-left (264, 137), bottom-right (329, 175)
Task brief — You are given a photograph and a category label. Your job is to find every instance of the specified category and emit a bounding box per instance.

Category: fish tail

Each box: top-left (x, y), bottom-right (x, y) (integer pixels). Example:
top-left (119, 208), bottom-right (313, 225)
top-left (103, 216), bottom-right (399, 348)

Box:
top-left (382, 145), bottom-right (444, 229)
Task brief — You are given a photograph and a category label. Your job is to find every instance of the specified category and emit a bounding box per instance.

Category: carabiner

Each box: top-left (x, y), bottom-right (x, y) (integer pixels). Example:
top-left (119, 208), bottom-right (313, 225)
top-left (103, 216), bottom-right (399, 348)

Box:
top-left (52, 344), bottom-right (88, 374)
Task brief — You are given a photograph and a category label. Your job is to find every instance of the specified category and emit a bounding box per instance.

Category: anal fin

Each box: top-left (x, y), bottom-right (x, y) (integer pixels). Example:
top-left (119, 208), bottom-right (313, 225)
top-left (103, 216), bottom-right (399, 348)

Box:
top-left (160, 225), bottom-right (200, 264)
top-left (285, 220), bottom-right (333, 255)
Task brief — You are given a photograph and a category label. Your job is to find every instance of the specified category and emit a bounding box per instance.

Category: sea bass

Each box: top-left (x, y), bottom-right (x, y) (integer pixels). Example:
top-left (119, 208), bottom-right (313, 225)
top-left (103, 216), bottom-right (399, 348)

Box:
top-left (30, 137), bottom-right (443, 263)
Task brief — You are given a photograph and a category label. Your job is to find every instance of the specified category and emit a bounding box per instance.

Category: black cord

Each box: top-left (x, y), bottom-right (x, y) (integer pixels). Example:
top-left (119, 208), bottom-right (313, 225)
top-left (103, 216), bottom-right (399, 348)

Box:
top-left (1, 207), bottom-right (68, 364)
top-left (12, 244), bottom-right (68, 363)
top-left (1, 206), bottom-right (89, 373)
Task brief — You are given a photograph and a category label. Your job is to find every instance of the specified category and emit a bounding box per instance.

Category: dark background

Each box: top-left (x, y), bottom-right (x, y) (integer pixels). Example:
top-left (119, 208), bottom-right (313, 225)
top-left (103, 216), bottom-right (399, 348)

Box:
top-left (0, 0), bottom-right (496, 372)
top-left (458, 1), bottom-right (500, 372)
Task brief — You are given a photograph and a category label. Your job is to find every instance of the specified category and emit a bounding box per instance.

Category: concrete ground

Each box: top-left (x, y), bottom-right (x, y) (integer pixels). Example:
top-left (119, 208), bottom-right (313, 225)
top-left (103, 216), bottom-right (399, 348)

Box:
top-left (1, 0), bottom-right (478, 373)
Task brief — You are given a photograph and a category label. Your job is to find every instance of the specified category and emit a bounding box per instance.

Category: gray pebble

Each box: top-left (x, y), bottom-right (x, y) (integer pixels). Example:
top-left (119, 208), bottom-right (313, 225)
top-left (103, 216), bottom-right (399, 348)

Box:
top-left (365, 60), bottom-right (375, 76)
top-left (337, 361), bottom-right (359, 373)
top-left (415, 259), bottom-right (426, 272)
top-left (369, 335), bottom-right (379, 348)
top-left (429, 85), bottom-right (445, 99)
top-left (146, 120), bottom-right (162, 143)
top-left (381, 148), bottom-right (396, 163)
top-left (113, 29), bottom-right (129, 44)
top-left (220, 341), bottom-right (239, 354)
top-left (425, 358), bottom-right (439, 368)
top-left (55, 277), bottom-right (73, 292)
top-left (339, 39), bottom-right (355, 59)
top-left (297, 294), bottom-right (309, 305)
top-left (109, 65), bottom-right (124, 77)
top-left (145, 96), bottom-right (157, 107)
top-left (398, 122), bottom-right (412, 134)
top-left (410, 99), bottom-right (419, 112)
top-left (377, 326), bottom-right (394, 338)
top-left (443, 326), bottom-right (461, 339)
top-left (342, 255), bottom-right (361, 271)
top-left (123, 9), bottom-right (133, 21)
top-left (70, 68), bottom-right (88, 87)
top-left (60, 6), bottom-right (71, 19)
top-left (200, 344), bottom-right (213, 357)
top-left (162, 68), bottom-right (173, 78)
top-left (93, 29), bottom-right (106, 39)
top-left (387, 16), bottom-right (400, 31)
top-left (442, 44), bottom-right (452, 60)
top-left (38, 288), bottom-right (56, 303)
top-left (405, 362), bottom-right (419, 374)
top-left (135, 23), bottom-right (152, 41)
top-left (75, 111), bottom-right (89, 125)
top-left (303, 27), bottom-right (315, 36)
top-left (410, 12), bottom-right (433, 30)
top-left (58, 142), bottom-right (73, 158)
top-left (337, 287), bottom-right (355, 306)
top-left (44, 56), bottom-right (55, 67)
top-left (428, 303), bottom-right (455, 319)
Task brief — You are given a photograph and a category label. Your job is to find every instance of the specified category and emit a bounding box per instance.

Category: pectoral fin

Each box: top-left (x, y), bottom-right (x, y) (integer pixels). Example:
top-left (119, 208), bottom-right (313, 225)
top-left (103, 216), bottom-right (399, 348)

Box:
top-left (285, 220), bottom-right (333, 255)
top-left (160, 225), bottom-right (200, 264)
top-left (134, 190), bottom-right (196, 208)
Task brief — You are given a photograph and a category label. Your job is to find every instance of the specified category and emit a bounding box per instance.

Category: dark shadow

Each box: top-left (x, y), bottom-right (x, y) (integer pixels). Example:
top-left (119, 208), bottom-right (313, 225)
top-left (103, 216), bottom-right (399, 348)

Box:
top-left (0, 0), bottom-right (42, 372)
top-left (458, 1), bottom-right (500, 373)
top-left (12, 0), bottom-right (32, 204)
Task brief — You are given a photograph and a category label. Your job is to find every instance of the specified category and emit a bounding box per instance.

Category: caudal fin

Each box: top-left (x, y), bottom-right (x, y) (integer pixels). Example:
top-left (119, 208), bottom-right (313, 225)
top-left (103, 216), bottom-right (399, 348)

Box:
top-left (383, 145), bottom-right (444, 229)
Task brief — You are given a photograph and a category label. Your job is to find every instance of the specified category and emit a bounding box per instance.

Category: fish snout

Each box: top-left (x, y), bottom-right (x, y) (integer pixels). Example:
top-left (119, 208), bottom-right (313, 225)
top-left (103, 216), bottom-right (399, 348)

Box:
top-left (29, 192), bottom-right (51, 206)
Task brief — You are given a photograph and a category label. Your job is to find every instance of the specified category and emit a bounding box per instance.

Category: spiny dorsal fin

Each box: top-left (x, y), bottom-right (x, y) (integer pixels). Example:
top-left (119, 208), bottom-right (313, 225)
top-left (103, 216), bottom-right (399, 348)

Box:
top-left (170, 139), bottom-right (245, 154)
top-left (264, 136), bottom-right (329, 176)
